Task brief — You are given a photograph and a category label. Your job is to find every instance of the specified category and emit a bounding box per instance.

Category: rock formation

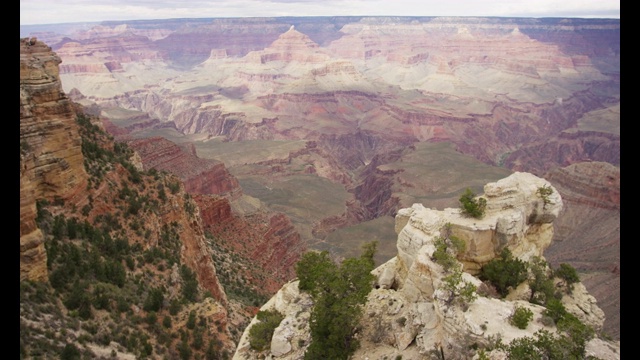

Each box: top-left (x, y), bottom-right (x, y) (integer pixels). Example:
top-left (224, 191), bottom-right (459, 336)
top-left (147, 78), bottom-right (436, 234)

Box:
top-left (233, 172), bottom-right (620, 359)
top-left (200, 198), bottom-right (306, 295)
top-left (20, 38), bottom-right (89, 281)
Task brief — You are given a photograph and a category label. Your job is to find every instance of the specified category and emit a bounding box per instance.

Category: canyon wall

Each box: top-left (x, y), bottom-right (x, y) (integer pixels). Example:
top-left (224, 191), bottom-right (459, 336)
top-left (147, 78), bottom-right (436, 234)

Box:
top-left (21, 16), bottom-right (620, 340)
top-left (20, 38), bottom-right (89, 281)
top-left (20, 39), bottom-right (242, 357)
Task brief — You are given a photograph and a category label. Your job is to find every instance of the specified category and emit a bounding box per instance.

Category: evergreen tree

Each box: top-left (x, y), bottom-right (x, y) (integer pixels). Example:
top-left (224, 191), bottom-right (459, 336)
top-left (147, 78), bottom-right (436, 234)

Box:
top-left (296, 242), bottom-right (377, 360)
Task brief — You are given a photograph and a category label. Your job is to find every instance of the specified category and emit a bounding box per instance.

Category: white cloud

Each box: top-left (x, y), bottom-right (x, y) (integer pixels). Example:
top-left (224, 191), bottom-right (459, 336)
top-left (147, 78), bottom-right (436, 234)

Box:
top-left (20, 0), bottom-right (620, 25)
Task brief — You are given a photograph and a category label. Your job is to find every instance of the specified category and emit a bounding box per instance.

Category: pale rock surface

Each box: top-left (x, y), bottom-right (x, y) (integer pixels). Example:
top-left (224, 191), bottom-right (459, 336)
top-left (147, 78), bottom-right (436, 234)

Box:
top-left (559, 280), bottom-right (606, 332)
top-left (233, 280), bottom-right (313, 360)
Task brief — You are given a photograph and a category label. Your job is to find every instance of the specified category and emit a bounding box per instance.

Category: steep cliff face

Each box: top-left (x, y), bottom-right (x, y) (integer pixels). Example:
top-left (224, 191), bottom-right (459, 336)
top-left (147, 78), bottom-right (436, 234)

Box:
top-left (20, 38), bottom-right (89, 281)
top-left (233, 172), bottom-right (619, 360)
top-left (197, 195), bottom-right (306, 296)
top-left (20, 38), bottom-right (239, 358)
top-left (19, 39), bottom-right (229, 302)
top-left (118, 133), bottom-right (306, 298)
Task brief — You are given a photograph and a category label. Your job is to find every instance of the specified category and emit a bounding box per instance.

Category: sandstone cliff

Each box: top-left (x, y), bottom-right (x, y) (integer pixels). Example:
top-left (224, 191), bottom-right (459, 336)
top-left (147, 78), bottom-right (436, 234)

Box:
top-left (233, 172), bottom-right (620, 360)
top-left (20, 37), bottom-right (89, 282)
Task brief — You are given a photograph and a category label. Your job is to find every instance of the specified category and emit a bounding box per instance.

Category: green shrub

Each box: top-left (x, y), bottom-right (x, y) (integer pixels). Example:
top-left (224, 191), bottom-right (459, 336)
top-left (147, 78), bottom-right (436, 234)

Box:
top-left (543, 298), bottom-right (567, 323)
top-left (146, 311), bottom-right (158, 325)
top-left (527, 256), bottom-right (555, 305)
top-left (162, 316), bottom-right (172, 328)
top-left (181, 265), bottom-right (199, 302)
top-left (431, 224), bottom-right (466, 272)
top-left (396, 317), bottom-right (407, 327)
top-left (510, 306), bottom-right (534, 329)
top-left (248, 309), bottom-right (285, 351)
top-left (536, 185), bottom-right (554, 206)
top-left (555, 263), bottom-right (580, 288)
top-left (60, 343), bottom-right (82, 360)
top-left (459, 188), bottom-right (486, 219)
top-left (479, 248), bottom-right (528, 298)
top-left (432, 237), bottom-right (457, 271)
top-left (187, 310), bottom-right (197, 330)
top-left (143, 287), bottom-right (164, 312)
top-left (440, 268), bottom-right (477, 308)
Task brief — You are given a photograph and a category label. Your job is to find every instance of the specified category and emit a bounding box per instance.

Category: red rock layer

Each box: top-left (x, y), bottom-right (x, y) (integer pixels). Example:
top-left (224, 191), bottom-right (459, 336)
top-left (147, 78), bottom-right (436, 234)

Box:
top-left (246, 27), bottom-right (331, 64)
top-left (196, 195), bottom-right (306, 295)
top-left (127, 136), bottom-right (242, 199)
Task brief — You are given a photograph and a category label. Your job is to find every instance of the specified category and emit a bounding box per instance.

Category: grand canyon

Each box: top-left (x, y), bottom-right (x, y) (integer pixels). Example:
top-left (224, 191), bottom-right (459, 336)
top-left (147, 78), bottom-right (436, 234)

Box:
top-left (20, 15), bottom-right (619, 359)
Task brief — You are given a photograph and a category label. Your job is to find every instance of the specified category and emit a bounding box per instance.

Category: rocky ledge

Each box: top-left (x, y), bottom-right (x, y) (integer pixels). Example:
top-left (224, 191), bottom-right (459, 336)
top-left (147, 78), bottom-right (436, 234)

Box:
top-left (232, 172), bottom-right (619, 360)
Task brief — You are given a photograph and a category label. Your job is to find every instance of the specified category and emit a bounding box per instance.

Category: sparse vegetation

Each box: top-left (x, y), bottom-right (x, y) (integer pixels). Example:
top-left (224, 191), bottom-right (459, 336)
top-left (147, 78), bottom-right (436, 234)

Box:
top-left (459, 188), bottom-right (487, 219)
top-left (440, 268), bottom-right (478, 309)
top-left (555, 263), bottom-right (580, 291)
top-left (527, 256), bottom-right (556, 305)
top-left (536, 185), bottom-right (554, 207)
top-left (476, 253), bottom-right (599, 360)
top-left (432, 223), bottom-right (466, 272)
top-left (20, 110), bottom-right (239, 359)
top-left (431, 224), bottom-right (477, 309)
top-left (510, 306), bottom-right (534, 329)
top-left (248, 309), bottom-right (285, 351)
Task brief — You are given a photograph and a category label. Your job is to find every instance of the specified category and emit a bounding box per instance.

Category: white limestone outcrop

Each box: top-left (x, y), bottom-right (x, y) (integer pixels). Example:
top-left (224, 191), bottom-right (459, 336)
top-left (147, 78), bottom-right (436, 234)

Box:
top-left (233, 172), bottom-right (619, 360)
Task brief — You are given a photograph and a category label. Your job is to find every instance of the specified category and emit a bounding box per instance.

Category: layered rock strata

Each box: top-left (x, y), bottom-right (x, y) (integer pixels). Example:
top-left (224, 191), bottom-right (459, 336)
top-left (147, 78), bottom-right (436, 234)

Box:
top-left (20, 38), bottom-right (89, 281)
top-left (197, 195), bottom-right (306, 295)
top-left (127, 136), bottom-right (242, 199)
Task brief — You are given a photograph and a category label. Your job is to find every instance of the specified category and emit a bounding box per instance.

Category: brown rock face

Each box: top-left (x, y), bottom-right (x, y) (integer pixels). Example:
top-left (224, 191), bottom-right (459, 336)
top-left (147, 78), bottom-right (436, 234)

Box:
top-left (127, 136), bottom-right (242, 199)
top-left (544, 162), bottom-right (620, 339)
top-left (195, 194), bottom-right (234, 225)
top-left (20, 38), bottom-right (89, 281)
top-left (20, 38), bottom-right (229, 307)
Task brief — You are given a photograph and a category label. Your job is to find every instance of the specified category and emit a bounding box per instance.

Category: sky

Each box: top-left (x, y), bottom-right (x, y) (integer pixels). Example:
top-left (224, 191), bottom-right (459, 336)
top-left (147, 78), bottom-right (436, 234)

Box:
top-left (20, 0), bottom-right (620, 26)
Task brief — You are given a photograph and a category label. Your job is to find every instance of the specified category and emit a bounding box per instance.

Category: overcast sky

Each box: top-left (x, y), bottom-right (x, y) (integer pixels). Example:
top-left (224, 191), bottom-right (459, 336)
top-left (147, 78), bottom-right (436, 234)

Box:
top-left (20, 0), bottom-right (620, 26)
